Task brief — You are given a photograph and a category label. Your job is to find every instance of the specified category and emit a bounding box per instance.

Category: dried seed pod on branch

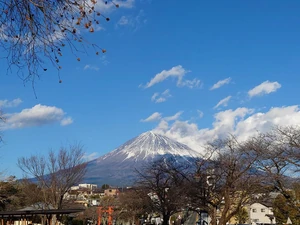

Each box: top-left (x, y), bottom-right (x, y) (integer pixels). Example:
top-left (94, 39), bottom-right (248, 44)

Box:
top-left (0, 0), bottom-right (117, 85)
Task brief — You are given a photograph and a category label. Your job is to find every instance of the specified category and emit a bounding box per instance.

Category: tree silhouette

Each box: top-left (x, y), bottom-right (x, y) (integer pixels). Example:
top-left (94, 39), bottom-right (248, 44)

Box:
top-left (17, 143), bottom-right (87, 209)
top-left (0, 0), bottom-right (118, 86)
top-left (135, 158), bottom-right (190, 225)
top-left (191, 136), bottom-right (264, 225)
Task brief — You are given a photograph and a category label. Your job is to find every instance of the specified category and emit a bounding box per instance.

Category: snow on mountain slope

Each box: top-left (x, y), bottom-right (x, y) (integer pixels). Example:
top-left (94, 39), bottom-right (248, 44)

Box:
top-left (99, 131), bottom-right (200, 162)
top-left (83, 131), bottom-right (201, 186)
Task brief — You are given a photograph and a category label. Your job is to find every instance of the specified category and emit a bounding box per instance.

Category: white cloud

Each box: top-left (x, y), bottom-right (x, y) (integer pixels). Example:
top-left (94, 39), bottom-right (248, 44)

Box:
top-left (164, 111), bottom-right (183, 121)
top-left (61, 117), bottom-right (73, 126)
top-left (214, 96), bottom-right (232, 109)
top-left (143, 65), bottom-right (201, 89)
top-left (83, 152), bottom-right (99, 161)
top-left (151, 93), bottom-right (159, 101)
top-left (212, 108), bottom-right (252, 136)
top-left (151, 89), bottom-right (172, 103)
top-left (210, 77), bottom-right (231, 90)
top-left (248, 80), bottom-right (281, 98)
top-left (95, 0), bottom-right (135, 12)
top-left (155, 120), bottom-right (169, 133)
top-left (116, 10), bottom-right (147, 31)
top-left (197, 110), bottom-right (204, 118)
top-left (0, 104), bottom-right (73, 130)
top-left (235, 105), bottom-right (300, 140)
top-left (140, 112), bottom-right (162, 122)
top-left (100, 55), bottom-right (109, 66)
top-left (151, 112), bottom-right (183, 133)
top-left (152, 105), bottom-right (300, 154)
top-left (140, 111), bottom-right (183, 124)
top-left (118, 16), bottom-right (130, 26)
top-left (94, 25), bottom-right (105, 32)
top-left (179, 78), bottom-right (202, 89)
top-left (0, 98), bottom-right (22, 108)
top-left (145, 65), bottom-right (187, 88)
top-left (84, 64), bottom-right (99, 71)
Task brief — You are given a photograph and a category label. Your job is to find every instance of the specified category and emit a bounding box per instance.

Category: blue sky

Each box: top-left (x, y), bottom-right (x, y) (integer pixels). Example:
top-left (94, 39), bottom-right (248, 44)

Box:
top-left (1, 0), bottom-right (300, 178)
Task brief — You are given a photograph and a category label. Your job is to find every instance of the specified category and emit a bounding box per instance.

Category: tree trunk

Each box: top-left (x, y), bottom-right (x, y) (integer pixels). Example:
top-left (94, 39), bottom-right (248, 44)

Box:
top-left (162, 214), bottom-right (170, 225)
top-left (209, 207), bottom-right (217, 225)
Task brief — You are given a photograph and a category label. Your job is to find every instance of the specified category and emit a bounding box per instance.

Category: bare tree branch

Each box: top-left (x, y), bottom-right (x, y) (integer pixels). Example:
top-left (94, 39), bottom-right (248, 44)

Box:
top-left (0, 0), bottom-right (117, 86)
top-left (0, 110), bottom-right (4, 143)
top-left (17, 143), bottom-right (87, 209)
top-left (247, 126), bottom-right (300, 213)
top-left (135, 158), bottom-right (191, 225)
top-left (190, 136), bottom-right (265, 225)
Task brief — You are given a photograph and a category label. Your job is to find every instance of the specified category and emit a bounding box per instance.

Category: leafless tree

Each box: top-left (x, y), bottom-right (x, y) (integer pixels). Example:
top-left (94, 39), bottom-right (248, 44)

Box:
top-left (0, 176), bottom-right (28, 211)
top-left (0, 110), bottom-right (5, 143)
top-left (17, 143), bottom-right (87, 209)
top-left (191, 136), bottom-right (264, 225)
top-left (247, 126), bottom-right (300, 213)
top-left (18, 178), bottom-right (45, 207)
top-left (0, 0), bottom-right (118, 86)
top-left (272, 184), bottom-right (300, 225)
top-left (99, 195), bottom-right (117, 208)
top-left (135, 158), bottom-right (190, 225)
top-left (272, 126), bottom-right (300, 169)
top-left (117, 188), bottom-right (153, 225)
top-left (75, 206), bottom-right (98, 225)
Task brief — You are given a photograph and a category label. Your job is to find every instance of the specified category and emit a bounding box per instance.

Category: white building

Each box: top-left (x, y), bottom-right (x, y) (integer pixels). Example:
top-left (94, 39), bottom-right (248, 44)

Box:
top-left (70, 183), bottom-right (98, 190)
top-left (249, 202), bottom-right (276, 225)
top-left (79, 183), bottom-right (98, 190)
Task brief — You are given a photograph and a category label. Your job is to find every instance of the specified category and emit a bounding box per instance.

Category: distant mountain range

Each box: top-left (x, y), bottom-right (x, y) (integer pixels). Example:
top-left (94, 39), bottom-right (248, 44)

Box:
top-left (83, 131), bottom-right (201, 186)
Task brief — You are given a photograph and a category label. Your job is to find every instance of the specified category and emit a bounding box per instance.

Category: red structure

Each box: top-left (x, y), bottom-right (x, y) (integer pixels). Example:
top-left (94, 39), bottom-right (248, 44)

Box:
top-left (97, 206), bottom-right (114, 225)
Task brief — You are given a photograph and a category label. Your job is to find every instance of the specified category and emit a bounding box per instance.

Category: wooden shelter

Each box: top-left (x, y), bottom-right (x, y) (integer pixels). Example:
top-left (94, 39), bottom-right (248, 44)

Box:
top-left (0, 208), bottom-right (84, 225)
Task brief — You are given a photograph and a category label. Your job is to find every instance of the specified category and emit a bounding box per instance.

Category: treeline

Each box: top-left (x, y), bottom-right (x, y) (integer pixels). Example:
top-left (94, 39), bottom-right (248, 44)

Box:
top-left (131, 126), bottom-right (300, 225)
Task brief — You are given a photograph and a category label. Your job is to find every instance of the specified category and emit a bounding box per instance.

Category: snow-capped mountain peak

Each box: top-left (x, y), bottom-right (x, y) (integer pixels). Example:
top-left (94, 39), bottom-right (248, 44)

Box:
top-left (99, 131), bottom-right (200, 161)
top-left (84, 131), bottom-right (201, 186)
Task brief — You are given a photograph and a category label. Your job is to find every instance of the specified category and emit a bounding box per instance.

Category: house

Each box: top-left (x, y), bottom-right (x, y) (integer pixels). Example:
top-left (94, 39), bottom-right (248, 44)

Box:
top-left (249, 202), bottom-right (276, 225)
top-left (70, 183), bottom-right (98, 191)
top-left (79, 183), bottom-right (98, 190)
top-left (104, 188), bottom-right (120, 197)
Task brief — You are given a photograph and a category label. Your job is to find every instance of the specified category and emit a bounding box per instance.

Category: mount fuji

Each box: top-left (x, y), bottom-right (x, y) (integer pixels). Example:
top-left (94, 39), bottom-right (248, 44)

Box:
top-left (83, 131), bottom-right (201, 186)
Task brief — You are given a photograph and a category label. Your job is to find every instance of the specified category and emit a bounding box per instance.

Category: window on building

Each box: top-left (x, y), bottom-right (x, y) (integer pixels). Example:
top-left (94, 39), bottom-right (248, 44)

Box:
top-left (252, 209), bottom-right (257, 213)
top-left (261, 208), bottom-right (265, 212)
